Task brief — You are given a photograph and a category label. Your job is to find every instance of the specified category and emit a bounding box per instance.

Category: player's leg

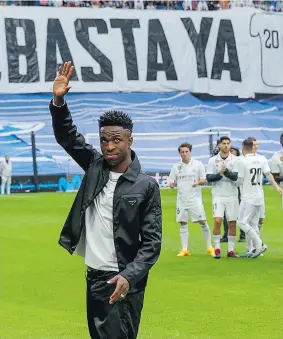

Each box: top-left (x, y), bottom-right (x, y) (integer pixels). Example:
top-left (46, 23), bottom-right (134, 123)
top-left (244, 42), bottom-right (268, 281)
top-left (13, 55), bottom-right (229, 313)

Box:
top-left (226, 199), bottom-right (239, 257)
top-left (191, 203), bottom-right (214, 257)
top-left (220, 213), bottom-right (228, 242)
top-left (250, 205), bottom-right (267, 258)
top-left (237, 202), bottom-right (266, 258)
top-left (212, 199), bottom-right (225, 258)
top-left (6, 176), bottom-right (11, 195)
top-left (258, 204), bottom-right (265, 233)
top-left (176, 207), bottom-right (190, 256)
top-left (1, 176), bottom-right (7, 195)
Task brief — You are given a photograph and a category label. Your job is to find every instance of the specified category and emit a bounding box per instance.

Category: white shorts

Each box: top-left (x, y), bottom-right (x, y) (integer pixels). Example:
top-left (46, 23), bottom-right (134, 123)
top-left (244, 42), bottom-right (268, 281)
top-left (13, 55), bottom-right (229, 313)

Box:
top-left (259, 204), bottom-right (265, 219)
top-left (212, 198), bottom-right (239, 221)
top-left (238, 202), bottom-right (260, 228)
top-left (176, 203), bottom-right (206, 223)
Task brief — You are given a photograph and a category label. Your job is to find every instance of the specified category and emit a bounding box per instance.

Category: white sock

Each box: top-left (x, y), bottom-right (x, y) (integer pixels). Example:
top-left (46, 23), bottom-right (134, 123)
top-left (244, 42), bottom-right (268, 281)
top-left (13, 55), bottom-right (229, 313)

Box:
top-left (212, 234), bottom-right (221, 250)
top-left (180, 223), bottom-right (188, 251)
top-left (200, 222), bottom-right (212, 248)
top-left (228, 236), bottom-right (236, 252)
top-left (238, 223), bottom-right (262, 249)
top-left (252, 227), bottom-right (260, 251)
top-left (246, 234), bottom-right (254, 252)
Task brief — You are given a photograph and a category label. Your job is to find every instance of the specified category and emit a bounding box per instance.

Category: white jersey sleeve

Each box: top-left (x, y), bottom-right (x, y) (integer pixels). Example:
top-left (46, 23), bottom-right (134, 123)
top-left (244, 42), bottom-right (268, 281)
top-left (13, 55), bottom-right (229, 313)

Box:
top-left (237, 158), bottom-right (245, 180)
top-left (206, 157), bottom-right (215, 175)
top-left (262, 157), bottom-right (271, 175)
top-left (271, 154), bottom-right (280, 173)
top-left (198, 161), bottom-right (206, 179)
top-left (169, 165), bottom-right (178, 184)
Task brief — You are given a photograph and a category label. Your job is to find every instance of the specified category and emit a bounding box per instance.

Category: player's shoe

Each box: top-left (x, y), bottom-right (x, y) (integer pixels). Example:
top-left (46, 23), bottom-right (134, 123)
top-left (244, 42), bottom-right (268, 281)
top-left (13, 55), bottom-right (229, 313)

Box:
top-left (251, 244), bottom-right (267, 258)
top-left (227, 250), bottom-right (239, 258)
top-left (214, 248), bottom-right (221, 259)
top-left (177, 250), bottom-right (191, 257)
top-left (207, 247), bottom-right (215, 257)
top-left (239, 251), bottom-right (253, 258)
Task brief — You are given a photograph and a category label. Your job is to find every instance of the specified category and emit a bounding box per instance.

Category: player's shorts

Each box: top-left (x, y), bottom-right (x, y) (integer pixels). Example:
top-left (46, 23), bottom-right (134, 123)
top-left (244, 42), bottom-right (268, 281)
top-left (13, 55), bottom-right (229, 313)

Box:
top-left (212, 197), bottom-right (239, 221)
top-left (237, 202), bottom-right (260, 228)
top-left (259, 204), bottom-right (265, 219)
top-left (176, 202), bottom-right (206, 223)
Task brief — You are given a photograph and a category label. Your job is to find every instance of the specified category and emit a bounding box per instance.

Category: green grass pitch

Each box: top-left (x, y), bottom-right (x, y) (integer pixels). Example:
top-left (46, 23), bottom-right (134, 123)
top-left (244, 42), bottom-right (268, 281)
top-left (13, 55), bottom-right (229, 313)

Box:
top-left (1, 187), bottom-right (283, 339)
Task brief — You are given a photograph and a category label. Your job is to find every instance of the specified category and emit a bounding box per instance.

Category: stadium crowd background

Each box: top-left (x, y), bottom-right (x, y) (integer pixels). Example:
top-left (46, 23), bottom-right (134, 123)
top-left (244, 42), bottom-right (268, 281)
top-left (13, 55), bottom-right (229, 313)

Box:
top-left (1, 0), bottom-right (283, 12)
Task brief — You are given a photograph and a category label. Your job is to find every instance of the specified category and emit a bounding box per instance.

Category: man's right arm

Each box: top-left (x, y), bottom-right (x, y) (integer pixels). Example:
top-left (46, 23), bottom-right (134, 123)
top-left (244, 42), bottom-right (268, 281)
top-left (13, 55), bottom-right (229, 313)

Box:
top-left (50, 61), bottom-right (101, 172)
top-left (50, 100), bottom-right (99, 172)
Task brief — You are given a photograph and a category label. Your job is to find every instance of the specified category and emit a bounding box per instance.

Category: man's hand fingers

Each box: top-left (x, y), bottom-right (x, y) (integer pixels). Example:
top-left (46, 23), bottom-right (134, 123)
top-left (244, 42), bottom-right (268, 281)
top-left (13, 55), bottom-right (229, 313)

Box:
top-left (109, 281), bottom-right (123, 304)
top-left (67, 65), bottom-right (75, 80)
top-left (65, 61), bottom-right (73, 79)
top-left (107, 275), bottom-right (119, 284)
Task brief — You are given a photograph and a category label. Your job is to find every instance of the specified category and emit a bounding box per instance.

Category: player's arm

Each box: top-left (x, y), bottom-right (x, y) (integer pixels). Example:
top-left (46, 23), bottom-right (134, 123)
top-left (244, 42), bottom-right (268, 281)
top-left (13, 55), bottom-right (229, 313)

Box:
top-left (193, 162), bottom-right (207, 186)
top-left (265, 172), bottom-right (283, 195)
top-left (223, 161), bottom-right (238, 182)
top-left (206, 158), bottom-right (222, 182)
top-left (235, 160), bottom-right (244, 187)
top-left (168, 165), bottom-right (177, 188)
top-left (49, 61), bottom-right (100, 172)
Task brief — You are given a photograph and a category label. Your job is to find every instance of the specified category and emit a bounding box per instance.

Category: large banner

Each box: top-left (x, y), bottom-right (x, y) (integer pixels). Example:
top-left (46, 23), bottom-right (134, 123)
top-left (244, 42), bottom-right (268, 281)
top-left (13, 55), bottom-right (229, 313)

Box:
top-left (0, 7), bottom-right (282, 97)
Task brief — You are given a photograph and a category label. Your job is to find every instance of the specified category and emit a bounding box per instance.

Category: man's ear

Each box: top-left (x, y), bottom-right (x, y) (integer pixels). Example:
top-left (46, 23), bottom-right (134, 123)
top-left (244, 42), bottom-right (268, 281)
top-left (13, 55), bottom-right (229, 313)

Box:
top-left (129, 136), bottom-right (133, 147)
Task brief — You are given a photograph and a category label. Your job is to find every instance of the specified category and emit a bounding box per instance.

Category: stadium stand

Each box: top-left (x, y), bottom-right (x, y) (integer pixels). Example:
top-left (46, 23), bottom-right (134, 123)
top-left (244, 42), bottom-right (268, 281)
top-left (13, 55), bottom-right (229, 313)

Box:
top-left (0, 0), bottom-right (283, 12)
top-left (1, 92), bottom-right (282, 176)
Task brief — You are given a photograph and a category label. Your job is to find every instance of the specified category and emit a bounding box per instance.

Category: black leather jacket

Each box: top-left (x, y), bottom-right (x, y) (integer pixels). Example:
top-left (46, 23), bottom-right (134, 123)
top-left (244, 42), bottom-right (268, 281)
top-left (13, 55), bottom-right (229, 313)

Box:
top-left (49, 101), bottom-right (162, 290)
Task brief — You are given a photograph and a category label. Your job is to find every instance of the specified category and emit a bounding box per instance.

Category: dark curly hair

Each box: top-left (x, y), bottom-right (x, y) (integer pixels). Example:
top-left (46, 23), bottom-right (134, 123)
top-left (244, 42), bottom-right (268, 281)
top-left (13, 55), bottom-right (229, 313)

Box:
top-left (98, 110), bottom-right (133, 132)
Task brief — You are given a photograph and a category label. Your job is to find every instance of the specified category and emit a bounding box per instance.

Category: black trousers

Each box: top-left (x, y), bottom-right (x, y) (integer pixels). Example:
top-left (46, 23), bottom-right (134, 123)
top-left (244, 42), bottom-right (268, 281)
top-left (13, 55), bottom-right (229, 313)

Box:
top-left (86, 268), bottom-right (145, 339)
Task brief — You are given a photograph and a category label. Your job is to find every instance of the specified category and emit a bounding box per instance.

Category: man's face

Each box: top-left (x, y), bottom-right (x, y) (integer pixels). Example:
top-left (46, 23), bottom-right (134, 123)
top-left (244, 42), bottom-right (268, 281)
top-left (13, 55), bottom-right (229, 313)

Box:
top-left (280, 134), bottom-right (283, 147)
top-left (179, 147), bottom-right (191, 162)
top-left (5, 156), bottom-right (9, 162)
top-left (100, 126), bottom-right (132, 167)
top-left (219, 139), bottom-right (231, 154)
top-left (252, 140), bottom-right (259, 153)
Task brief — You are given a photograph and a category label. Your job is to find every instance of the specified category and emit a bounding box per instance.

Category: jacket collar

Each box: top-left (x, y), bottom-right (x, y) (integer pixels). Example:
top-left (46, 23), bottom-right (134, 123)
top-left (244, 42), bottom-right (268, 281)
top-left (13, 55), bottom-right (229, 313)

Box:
top-left (102, 150), bottom-right (141, 182)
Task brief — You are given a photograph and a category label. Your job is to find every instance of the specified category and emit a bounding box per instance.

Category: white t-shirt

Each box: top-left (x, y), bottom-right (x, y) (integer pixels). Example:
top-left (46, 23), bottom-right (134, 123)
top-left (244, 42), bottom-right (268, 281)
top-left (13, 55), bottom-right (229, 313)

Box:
top-left (250, 12), bottom-right (283, 87)
top-left (237, 153), bottom-right (270, 205)
top-left (0, 160), bottom-right (12, 177)
top-left (206, 153), bottom-right (239, 200)
top-left (169, 158), bottom-right (205, 207)
top-left (271, 149), bottom-right (283, 175)
top-left (84, 171), bottom-right (122, 272)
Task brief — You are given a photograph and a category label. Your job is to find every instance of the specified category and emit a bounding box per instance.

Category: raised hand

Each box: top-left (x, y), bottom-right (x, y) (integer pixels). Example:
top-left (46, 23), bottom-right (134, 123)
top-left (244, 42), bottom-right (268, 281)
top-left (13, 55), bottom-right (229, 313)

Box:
top-left (53, 61), bottom-right (74, 98)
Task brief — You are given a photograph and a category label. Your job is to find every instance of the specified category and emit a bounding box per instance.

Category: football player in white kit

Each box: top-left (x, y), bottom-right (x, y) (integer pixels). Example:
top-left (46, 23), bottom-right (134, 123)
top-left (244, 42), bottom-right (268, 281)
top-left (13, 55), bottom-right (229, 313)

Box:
top-left (237, 139), bottom-right (283, 258)
top-left (206, 136), bottom-right (239, 259)
top-left (271, 133), bottom-right (283, 185)
top-left (247, 137), bottom-right (266, 234)
top-left (169, 142), bottom-right (215, 257)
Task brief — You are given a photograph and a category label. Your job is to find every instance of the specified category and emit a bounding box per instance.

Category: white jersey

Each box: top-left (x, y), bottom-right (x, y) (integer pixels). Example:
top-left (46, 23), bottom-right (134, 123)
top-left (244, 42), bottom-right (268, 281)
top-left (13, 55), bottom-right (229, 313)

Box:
top-left (250, 12), bottom-right (283, 87)
top-left (169, 158), bottom-right (205, 207)
top-left (206, 153), bottom-right (239, 200)
top-left (0, 160), bottom-right (12, 177)
top-left (237, 153), bottom-right (270, 205)
top-left (271, 149), bottom-right (283, 175)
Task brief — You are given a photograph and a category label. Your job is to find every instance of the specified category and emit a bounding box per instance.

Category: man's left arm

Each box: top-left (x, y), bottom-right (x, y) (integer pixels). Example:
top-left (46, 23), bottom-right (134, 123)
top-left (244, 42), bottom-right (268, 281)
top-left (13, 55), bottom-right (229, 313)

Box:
top-left (265, 171), bottom-right (283, 195)
top-left (120, 181), bottom-right (162, 286)
top-left (224, 159), bottom-right (238, 182)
